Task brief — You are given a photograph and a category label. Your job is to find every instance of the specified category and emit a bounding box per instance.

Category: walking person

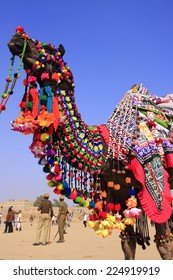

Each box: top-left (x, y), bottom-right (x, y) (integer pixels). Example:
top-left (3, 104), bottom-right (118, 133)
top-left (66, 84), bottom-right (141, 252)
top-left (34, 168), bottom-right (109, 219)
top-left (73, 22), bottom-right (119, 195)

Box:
top-left (0, 212), bottom-right (2, 227)
top-left (4, 206), bottom-right (19, 233)
top-left (33, 193), bottom-right (53, 246)
top-left (29, 214), bottom-right (34, 226)
top-left (52, 214), bottom-right (56, 226)
top-left (56, 195), bottom-right (69, 243)
top-left (83, 212), bottom-right (88, 227)
top-left (16, 210), bottom-right (22, 231)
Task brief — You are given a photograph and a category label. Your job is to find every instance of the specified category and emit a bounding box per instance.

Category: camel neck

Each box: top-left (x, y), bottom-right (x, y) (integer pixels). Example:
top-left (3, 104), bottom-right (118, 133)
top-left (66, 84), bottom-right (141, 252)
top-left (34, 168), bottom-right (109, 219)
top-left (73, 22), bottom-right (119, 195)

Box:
top-left (55, 89), bottom-right (104, 174)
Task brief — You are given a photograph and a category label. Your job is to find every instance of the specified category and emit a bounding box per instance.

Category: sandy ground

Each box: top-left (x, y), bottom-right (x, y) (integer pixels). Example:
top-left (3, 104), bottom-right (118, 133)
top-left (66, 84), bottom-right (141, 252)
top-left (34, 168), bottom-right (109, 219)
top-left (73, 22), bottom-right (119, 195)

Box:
top-left (0, 219), bottom-right (161, 260)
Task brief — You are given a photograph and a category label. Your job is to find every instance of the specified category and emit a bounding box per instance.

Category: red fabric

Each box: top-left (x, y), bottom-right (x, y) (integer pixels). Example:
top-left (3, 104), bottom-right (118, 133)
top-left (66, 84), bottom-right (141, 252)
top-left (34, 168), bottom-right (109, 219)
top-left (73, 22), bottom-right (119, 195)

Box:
top-left (98, 124), bottom-right (109, 145)
top-left (164, 153), bottom-right (173, 168)
top-left (128, 158), bottom-right (172, 223)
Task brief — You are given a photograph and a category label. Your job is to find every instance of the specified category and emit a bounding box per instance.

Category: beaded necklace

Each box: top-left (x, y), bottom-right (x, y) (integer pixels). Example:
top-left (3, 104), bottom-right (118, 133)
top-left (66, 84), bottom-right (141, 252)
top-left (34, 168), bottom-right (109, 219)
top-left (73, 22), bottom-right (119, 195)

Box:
top-left (56, 89), bottom-right (104, 173)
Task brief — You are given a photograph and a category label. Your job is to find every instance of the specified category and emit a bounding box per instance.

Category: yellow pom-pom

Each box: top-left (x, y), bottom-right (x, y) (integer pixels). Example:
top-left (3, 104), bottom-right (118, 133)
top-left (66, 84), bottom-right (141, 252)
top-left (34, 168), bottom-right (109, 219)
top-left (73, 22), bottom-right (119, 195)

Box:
top-left (57, 183), bottom-right (63, 190)
top-left (40, 133), bottom-right (50, 142)
top-left (47, 181), bottom-right (54, 187)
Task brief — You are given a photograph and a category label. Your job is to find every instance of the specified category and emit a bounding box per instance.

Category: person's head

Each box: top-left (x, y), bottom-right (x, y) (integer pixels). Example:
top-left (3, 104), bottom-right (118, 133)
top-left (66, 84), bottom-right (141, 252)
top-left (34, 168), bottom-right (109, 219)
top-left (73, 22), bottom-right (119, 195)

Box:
top-left (59, 194), bottom-right (65, 202)
top-left (8, 206), bottom-right (13, 211)
top-left (43, 193), bottom-right (50, 200)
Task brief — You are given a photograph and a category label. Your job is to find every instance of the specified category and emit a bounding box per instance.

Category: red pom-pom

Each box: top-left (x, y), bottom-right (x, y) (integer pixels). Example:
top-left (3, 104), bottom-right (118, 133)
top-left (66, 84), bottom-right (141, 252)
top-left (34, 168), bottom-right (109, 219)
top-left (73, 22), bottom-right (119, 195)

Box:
top-left (91, 192), bottom-right (96, 197)
top-left (23, 79), bottom-right (28, 86)
top-left (70, 191), bottom-right (78, 200)
top-left (0, 105), bottom-right (6, 111)
top-left (99, 211), bottom-right (107, 219)
top-left (89, 214), bottom-right (99, 221)
top-left (16, 26), bottom-right (24, 33)
top-left (46, 173), bottom-right (54, 180)
top-left (54, 165), bottom-right (60, 173)
top-left (107, 203), bottom-right (114, 211)
top-left (53, 188), bottom-right (60, 195)
top-left (19, 102), bottom-right (26, 108)
top-left (114, 203), bottom-right (121, 212)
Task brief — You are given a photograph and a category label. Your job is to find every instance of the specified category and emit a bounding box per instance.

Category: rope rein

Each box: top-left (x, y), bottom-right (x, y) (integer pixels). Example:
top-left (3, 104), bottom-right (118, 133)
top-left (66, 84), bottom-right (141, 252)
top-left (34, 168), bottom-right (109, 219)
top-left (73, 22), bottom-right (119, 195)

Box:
top-left (0, 40), bottom-right (27, 114)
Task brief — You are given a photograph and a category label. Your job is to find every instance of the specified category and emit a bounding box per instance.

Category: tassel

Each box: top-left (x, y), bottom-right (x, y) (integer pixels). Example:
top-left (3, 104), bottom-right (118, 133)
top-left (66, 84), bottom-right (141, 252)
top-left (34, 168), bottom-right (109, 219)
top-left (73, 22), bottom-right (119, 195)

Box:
top-left (52, 96), bottom-right (60, 130)
top-left (30, 88), bottom-right (38, 118)
top-left (136, 211), bottom-right (150, 250)
top-left (45, 86), bottom-right (53, 113)
top-left (39, 88), bottom-right (44, 112)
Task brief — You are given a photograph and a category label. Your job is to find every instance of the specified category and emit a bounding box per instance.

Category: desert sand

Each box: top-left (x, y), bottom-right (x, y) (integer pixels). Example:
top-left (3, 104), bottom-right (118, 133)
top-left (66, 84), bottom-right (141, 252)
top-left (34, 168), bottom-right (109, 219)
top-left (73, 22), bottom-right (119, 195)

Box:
top-left (0, 217), bottom-right (161, 260)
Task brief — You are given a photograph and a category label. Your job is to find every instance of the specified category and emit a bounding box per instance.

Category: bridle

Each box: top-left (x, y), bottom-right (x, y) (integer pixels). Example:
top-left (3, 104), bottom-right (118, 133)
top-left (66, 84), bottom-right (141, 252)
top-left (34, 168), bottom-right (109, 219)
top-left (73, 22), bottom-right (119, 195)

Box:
top-left (0, 39), bottom-right (27, 114)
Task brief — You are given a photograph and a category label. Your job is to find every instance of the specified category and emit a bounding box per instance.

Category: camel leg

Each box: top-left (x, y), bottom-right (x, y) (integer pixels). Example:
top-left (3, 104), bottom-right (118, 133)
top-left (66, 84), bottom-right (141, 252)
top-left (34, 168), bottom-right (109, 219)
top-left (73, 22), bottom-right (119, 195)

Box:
top-left (154, 222), bottom-right (173, 260)
top-left (120, 225), bottom-right (136, 260)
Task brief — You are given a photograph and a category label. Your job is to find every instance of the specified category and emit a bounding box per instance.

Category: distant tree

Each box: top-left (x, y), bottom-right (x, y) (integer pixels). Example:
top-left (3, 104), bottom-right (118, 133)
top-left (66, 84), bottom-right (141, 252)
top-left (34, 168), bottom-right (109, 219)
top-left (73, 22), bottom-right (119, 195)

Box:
top-left (34, 195), bottom-right (44, 207)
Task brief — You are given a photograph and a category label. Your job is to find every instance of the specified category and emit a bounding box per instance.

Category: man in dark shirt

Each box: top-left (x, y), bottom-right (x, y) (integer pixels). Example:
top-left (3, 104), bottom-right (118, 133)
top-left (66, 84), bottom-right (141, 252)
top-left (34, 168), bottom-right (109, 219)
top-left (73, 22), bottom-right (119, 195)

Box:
top-left (33, 193), bottom-right (53, 246)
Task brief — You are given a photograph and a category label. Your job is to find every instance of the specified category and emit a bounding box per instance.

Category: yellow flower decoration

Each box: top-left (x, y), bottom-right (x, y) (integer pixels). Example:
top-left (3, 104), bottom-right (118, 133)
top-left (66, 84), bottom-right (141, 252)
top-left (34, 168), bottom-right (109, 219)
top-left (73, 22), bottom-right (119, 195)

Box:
top-left (126, 197), bottom-right (137, 208)
top-left (114, 221), bottom-right (126, 231)
top-left (123, 217), bottom-right (136, 225)
top-left (106, 213), bottom-right (116, 223)
top-left (96, 229), bottom-right (111, 238)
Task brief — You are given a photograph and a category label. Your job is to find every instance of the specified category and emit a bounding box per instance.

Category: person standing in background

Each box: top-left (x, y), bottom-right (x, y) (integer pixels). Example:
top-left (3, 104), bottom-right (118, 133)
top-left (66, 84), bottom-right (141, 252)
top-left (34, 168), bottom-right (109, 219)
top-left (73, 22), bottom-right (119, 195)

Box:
top-left (3, 206), bottom-right (19, 233)
top-left (29, 214), bottom-right (34, 226)
top-left (16, 210), bottom-right (22, 231)
top-left (33, 193), bottom-right (53, 246)
top-left (0, 212), bottom-right (2, 227)
top-left (56, 195), bottom-right (69, 243)
top-left (52, 214), bottom-right (56, 226)
top-left (83, 212), bottom-right (88, 227)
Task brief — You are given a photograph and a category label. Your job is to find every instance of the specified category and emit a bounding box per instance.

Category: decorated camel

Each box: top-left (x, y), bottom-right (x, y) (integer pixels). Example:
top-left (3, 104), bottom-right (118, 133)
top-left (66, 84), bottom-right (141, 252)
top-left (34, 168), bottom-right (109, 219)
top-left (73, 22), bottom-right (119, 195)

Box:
top-left (5, 27), bottom-right (173, 259)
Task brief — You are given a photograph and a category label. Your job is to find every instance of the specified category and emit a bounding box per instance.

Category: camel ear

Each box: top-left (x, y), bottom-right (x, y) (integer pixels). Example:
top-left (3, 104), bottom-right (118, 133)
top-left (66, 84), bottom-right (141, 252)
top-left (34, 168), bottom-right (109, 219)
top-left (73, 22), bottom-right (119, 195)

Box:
top-left (58, 44), bottom-right (65, 57)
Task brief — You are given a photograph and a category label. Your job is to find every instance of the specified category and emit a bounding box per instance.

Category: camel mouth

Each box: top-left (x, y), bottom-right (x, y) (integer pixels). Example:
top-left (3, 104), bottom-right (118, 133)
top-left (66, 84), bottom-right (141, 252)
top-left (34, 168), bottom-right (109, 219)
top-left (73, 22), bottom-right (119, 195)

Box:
top-left (8, 41), bottom-right (23, 56)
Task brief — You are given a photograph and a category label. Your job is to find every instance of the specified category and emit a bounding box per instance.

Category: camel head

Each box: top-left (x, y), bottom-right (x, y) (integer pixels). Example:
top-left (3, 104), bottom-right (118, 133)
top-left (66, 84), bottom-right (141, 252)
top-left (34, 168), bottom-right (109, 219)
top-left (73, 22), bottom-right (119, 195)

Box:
top-left (8, 26), bottom-right (73, 90)
top-left (8, 28), bottom-right (40, 67)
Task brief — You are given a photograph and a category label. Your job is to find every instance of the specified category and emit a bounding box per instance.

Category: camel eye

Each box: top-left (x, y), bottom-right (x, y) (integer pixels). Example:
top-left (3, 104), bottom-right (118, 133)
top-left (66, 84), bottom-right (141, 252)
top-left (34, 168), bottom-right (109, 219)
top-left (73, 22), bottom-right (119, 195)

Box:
top-left (15, 42), bottom-right (23, 48)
